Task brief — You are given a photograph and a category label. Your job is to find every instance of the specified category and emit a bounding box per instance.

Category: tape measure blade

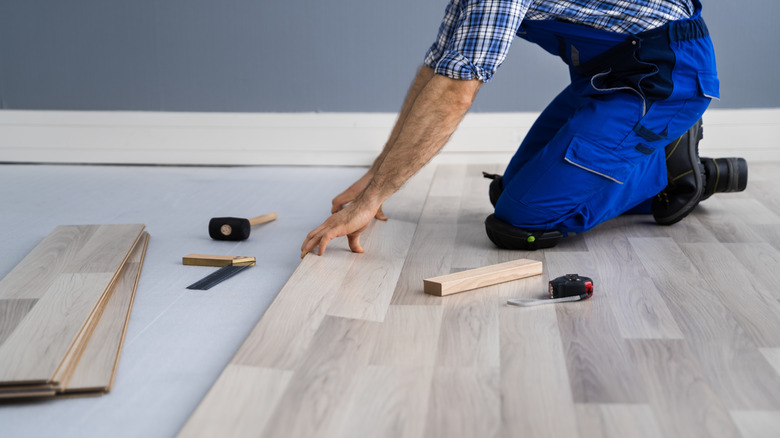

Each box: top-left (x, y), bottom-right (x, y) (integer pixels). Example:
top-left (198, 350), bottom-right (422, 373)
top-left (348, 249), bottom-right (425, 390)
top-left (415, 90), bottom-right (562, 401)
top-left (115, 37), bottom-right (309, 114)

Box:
top-left (507, 295), bottom-right (582, 307)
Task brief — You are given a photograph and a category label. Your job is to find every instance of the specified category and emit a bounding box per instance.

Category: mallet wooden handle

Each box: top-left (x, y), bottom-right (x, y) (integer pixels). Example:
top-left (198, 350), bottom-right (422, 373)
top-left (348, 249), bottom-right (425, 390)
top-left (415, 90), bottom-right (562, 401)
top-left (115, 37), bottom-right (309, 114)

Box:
top-left (248, 212), bottom-right (278, 226)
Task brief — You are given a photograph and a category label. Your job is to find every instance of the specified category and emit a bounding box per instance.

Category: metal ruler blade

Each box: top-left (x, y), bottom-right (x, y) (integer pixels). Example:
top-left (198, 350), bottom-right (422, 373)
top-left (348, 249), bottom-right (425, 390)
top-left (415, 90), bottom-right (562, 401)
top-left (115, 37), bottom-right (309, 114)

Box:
top-left (186, 262), bottom-right (255, 290)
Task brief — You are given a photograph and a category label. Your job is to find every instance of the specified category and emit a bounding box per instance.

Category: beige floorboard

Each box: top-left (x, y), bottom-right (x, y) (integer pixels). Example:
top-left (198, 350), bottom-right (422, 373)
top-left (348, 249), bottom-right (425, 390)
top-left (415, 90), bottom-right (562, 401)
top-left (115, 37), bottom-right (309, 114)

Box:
top-left (65, 232), bottom-right (149, 392)
top-left (177, 365), bottom-right (294, 438)
top-left (179, 163), bottom-right (780, 438)
top-left (0, 299), bottom-right (37, 345)
top-left (0, 224), bottom-right (144, 385)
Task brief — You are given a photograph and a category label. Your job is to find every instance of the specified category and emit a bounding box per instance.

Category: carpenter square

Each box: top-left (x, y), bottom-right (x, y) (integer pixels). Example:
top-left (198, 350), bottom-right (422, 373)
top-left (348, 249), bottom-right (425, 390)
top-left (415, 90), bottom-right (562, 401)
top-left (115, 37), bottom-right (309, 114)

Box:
top-left (186, 262), bottom-right (255, 290)
top-left (184, 254), bottom-right (256, 290)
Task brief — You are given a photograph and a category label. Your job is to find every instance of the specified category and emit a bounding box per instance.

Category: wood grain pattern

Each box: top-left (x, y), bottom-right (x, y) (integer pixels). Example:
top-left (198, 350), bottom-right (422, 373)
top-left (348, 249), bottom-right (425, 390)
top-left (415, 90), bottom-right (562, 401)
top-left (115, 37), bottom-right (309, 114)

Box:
top-left (423, 258), bottom-right (542, 296)
top-left (631, 237), bottom-right (780, 410)
top-left (547, 251), bottom-right (646, 404)
top-left (584, 220), bottom-right (684, 339)
top-left (0, 225), bottom-right (98, 300)
top-left (680, 242), bottom-right (780, 347)
top-left (65, 232), bottom-right (149, 392)
top-left (178, 365), bottom-right (293, 438)
top-left (179, 163), bottom-right (780, 438)
top-left (628, 339), bottom-right (741, 438)
top-left (499, 292), bottom-right (580, 437)
top-left (0, 224), bottom-right (145, 388)
top-left (0, 299), bottom-right (37, 345)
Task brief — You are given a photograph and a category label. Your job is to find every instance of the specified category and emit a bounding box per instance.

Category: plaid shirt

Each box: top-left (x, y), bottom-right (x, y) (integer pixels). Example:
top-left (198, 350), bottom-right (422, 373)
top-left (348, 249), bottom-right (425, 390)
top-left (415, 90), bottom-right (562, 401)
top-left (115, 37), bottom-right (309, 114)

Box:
top-left (424, 0), bottom-right (695, 82)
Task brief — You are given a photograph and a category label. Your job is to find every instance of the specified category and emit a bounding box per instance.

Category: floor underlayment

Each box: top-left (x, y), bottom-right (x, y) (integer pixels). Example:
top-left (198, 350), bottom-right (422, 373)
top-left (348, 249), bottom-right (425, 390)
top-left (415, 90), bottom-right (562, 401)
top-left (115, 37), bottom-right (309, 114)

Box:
top-left (2, 163), bottom-right (780, 437)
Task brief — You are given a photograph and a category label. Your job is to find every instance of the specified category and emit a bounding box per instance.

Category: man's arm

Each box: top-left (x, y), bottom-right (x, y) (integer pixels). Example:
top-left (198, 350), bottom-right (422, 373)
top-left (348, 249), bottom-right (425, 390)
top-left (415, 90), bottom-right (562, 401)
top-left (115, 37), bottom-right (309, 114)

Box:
top-left (330, 66), bottom-right (436, 219)
top-left (301, 70), bottom-right (482, 256)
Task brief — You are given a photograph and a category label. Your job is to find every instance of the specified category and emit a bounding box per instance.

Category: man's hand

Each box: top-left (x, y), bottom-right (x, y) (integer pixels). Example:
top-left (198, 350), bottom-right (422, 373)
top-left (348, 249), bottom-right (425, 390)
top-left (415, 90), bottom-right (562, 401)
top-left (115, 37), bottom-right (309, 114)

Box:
top-left (331, 173), bottom-right (388, 221)
top-left (301, 198), bottom-right (381, 257)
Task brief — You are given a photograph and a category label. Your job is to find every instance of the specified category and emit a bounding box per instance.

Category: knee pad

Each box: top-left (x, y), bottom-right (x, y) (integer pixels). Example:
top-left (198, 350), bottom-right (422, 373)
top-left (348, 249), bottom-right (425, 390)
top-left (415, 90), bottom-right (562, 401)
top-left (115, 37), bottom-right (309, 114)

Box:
top-left (484, 214), bottom-right (563, 250)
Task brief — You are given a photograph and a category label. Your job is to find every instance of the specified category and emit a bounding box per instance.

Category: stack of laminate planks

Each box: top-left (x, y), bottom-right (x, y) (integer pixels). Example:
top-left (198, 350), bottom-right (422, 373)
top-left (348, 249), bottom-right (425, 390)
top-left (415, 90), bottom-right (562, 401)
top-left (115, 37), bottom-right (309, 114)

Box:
top-left (0, 224), bottom-right (149, 398)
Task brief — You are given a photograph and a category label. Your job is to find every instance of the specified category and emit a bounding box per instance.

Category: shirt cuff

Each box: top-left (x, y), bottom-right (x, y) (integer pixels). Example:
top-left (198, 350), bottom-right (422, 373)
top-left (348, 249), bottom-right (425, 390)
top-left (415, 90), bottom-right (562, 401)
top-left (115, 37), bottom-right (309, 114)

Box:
top-left (424, 49), bottom-right (493, 83)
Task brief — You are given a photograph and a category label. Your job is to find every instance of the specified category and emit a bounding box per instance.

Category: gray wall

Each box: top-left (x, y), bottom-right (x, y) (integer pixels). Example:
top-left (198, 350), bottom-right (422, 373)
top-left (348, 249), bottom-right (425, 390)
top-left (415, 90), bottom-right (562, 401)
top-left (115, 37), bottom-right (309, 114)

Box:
top-left (0, 0), bottom-right (775, 112)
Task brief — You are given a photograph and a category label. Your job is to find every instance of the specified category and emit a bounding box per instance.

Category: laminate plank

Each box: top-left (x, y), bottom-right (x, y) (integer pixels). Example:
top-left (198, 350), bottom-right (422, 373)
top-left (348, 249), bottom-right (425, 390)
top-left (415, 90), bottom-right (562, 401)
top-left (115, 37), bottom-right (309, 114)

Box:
top-left (0, 224), bottom-right (144, 385)
top-left (730, 411), bottom-right (780, 438)
top-left (694, 198), bottom-right (765, 243)
top-left (750, 176), bottom-right (780, 218)
top-left (450, 164), bottom-right (504, 269)
top-left (499, 290), bottom-right (579, 438)
top-left (628, 339), bottom-right (741, 438)
top-left (0, 299), bottom-right (37, 345)
top-left (717, 198), bottom-right (780, 225)
top-left (726, 242), bottom-right (780, 301)
top-left (391, 165), bottom-right (465, 305)
top-left (680, 242), bottom-right (780, 347)
top-left (230, 240), bottom-right (358, 370)
top-left (750, 224), bottom-right (780, 254)
top-left (546, 252), bottom-right (646, 404)
top-left (0, 225), bottom-right (98, 300)
top-left (423, 367), bottom-right (500, 438)
top-left (52, 226), bottom-right (146, 387)
top-left (335, 365), bottom-right (434, 438)
top-left (0, 272), bottom-right (116, 385)
top-left (596, 211), bottom-right (718, 243)
top-left (177, 365), bottom-right (293, 438)
top-left (575, 404), bottom-right (663, 438)
top-left (390, 198), bottom-right (460, 306)
top-left (260, 316), bottom-right (381, 438)
top-left (434, 287), bottom-right (501, 368)
top-left (326, 168), bottom-right (433, 322)
top-left (369, 305), bottom-right (443, 367)
top-left (630, 237), bottom-right (780, 409)
top-left (64, 224), bottom-right (147, 273)
top-left (64, 232), bottom-right (149, 392)
top-left (584, 223), bottom-right (684, 339)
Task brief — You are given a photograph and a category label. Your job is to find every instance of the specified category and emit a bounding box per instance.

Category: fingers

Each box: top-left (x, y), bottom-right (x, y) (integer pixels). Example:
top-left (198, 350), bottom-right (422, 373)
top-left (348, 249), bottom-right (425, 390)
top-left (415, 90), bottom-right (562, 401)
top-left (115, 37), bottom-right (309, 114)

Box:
top-left (347, 233), bottom-right (364, 253)
top-left (301, 225), bottom-right (333, 257)
top-left (375, 205), bottom-right (388, 221)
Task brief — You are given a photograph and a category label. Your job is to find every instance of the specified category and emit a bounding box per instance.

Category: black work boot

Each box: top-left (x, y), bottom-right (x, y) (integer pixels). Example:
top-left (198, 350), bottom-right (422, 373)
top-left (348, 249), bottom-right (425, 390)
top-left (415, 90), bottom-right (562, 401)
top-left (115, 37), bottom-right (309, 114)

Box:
top-left (482, 172), bottom-right (503, 207)
top-left (485, 214), bottom-right (563, 250)
top-left (652, 119), bottom-right (705, 225)
top-left (700, 156), bottom-right (748, 201)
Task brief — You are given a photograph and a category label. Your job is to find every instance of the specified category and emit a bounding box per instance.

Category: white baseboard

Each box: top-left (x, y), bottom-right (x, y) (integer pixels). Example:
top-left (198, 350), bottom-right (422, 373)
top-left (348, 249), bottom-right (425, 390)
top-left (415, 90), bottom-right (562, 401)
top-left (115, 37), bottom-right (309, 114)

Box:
top-left (0, 108), bottom-right (777, 166)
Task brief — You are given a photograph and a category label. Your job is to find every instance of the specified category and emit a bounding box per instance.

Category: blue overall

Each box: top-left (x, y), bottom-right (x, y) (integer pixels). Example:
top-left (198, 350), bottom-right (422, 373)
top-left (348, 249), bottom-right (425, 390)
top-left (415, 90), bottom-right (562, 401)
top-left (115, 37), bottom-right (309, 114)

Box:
top-left (495, 0), bottom-right (719, 235)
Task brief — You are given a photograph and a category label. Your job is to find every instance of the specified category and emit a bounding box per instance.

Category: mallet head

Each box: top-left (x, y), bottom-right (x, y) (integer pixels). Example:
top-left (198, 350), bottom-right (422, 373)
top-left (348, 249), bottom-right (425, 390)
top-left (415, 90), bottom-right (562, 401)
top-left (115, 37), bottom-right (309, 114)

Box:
top-left (209, 217), bottom-right (251, 241)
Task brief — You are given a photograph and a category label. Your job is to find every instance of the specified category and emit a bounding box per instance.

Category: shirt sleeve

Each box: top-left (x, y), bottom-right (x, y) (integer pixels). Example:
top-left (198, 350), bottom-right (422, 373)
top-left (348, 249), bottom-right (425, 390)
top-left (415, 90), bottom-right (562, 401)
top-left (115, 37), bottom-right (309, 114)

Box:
top-left (424, 0), bottom-right (530, 83)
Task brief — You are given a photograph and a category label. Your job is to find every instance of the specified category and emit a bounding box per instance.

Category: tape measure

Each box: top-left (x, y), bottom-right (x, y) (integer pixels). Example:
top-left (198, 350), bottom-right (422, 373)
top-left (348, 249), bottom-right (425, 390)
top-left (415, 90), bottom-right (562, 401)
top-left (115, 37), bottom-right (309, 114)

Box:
top-left (507, 274), bottom-right (594, 307)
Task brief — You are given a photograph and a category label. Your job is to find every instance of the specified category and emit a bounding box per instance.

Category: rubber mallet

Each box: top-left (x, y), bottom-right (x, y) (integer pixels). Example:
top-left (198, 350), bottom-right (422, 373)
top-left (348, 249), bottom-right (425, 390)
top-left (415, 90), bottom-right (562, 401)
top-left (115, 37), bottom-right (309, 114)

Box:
top-left (209, 212), bottom-right (277, 241)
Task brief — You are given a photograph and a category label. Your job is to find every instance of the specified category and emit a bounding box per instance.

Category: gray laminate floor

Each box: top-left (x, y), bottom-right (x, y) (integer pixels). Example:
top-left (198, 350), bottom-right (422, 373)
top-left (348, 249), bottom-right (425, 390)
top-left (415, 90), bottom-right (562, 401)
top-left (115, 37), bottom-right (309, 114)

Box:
top-left (2, 162), bottom-right (780, 438)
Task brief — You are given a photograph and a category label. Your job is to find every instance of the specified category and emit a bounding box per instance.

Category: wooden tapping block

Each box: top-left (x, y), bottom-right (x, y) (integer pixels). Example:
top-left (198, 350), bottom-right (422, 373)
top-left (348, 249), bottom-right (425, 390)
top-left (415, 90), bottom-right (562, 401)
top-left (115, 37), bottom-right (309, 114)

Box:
top-left (182, 254), bottom-right (256, 267)
top-left (423, 258), bottom-right (543, 296)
